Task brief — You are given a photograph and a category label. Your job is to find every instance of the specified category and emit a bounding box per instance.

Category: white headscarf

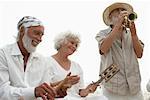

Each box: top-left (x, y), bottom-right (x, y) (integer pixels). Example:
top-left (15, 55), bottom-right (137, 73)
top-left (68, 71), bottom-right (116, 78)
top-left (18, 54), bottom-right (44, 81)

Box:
top-left (17, 16), bottom-right (43, 30)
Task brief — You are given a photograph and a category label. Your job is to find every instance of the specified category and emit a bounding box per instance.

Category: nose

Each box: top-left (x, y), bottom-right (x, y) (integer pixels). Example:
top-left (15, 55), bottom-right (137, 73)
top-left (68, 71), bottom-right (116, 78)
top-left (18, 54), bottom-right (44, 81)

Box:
top-left (37, 35), bottom-right (42, 42)
top-left (72, 44), bottom-right (77, 50)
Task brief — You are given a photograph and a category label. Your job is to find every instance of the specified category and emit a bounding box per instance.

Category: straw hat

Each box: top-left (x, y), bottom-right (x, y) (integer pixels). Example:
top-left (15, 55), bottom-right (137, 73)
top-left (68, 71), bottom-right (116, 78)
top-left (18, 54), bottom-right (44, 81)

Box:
top-left (103, 2), bottom-right (133, 26)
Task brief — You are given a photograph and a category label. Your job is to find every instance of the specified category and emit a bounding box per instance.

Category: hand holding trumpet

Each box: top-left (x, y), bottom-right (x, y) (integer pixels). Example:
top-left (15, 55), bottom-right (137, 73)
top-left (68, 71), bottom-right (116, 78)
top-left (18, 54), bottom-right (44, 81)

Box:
top-left (114, 10), bottom-right (137, 29)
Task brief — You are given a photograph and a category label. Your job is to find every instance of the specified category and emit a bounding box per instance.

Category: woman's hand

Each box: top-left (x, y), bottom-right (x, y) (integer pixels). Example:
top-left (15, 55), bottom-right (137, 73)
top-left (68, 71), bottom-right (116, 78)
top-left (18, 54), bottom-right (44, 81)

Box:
top-left (61, 72), bottom-right (80, 87)
top-left (54, 72), bottom-right (80, 98)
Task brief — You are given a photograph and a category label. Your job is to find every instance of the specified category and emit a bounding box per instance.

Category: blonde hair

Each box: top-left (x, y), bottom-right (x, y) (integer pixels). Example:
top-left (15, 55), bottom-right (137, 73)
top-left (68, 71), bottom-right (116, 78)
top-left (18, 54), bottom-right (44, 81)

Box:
top-left (54, 31), bottom-right (81, 50)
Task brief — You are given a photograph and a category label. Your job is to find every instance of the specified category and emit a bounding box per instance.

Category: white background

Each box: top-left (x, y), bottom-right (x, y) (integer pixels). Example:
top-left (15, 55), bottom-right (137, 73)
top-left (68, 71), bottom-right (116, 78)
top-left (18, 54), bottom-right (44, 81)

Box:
top-left (0, 0), bottom-right (150, 92)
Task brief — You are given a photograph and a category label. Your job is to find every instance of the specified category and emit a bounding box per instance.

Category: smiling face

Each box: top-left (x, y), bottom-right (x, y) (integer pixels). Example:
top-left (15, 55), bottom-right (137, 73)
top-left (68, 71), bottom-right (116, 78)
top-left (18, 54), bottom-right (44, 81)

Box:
top-left (27, 26), bottom-right (44, 46)
top-left (22, 26), bottom-right (44, 53)
top-left (60, 38), bottom-right (78, 56)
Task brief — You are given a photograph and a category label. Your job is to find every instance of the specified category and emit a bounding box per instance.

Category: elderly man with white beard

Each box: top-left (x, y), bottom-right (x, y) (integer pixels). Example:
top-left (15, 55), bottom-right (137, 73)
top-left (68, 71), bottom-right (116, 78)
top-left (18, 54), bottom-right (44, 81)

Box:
top-left (0, 16), bottom-right (61, 100)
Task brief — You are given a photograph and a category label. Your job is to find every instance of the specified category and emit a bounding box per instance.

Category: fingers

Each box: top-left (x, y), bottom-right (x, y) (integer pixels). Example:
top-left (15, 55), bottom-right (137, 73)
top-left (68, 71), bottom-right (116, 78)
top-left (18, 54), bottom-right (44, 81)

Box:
top-left (69, 77), bottom-right (80, 85)
top-left (42, 83), bottom-right (56, 97)
top-left (120, 11), bottom-right (128, 14)
top-left (46, 94), bottom-right (54, 100)
top-left (41, 83), bottom-right (56, 100)
top-left (71, 75), bottom-right (80, 80)
top-left (66, 75), bottom-right (78, 80)
top-left (117, 11), bottom-right (129, 25)
top-left (129, 22), bottom-right (136, 36)
top-left (37, 88), bottom-right (48, 100)
top-left (86, 83), bottom-right (98, 93)
top-left (120, 11), bottom-right (128, 17)
top-left (63, 83), bottom-right (72, 89)
top-left (65, 74), bottom-right (80, 85)
top-left (129, 21), bottom-right (135, 27)
top-left (56, 88), bottom-right (67, 98)
top-left (41, 94), bottom-right (47, 100)
top-left (35, 85), bottom-right (46, 97)
top-left (69, 75), bottom-right (80, 81)
top-left (79, 89), bottom-right (89, 97)
top-left (63, 72), bottom-right (72, 83)
top-left (67, 72), bottom-right (71, 76)
top-left (35, 83), bottom-right (56, 100)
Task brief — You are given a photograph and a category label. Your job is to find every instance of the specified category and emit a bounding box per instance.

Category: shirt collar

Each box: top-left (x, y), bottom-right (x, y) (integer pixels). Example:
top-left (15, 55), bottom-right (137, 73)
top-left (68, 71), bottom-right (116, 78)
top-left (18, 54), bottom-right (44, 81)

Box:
top-left (10, 42), bottom-right (22, 56)
top-left (11, 42), bottom-right (39, 58)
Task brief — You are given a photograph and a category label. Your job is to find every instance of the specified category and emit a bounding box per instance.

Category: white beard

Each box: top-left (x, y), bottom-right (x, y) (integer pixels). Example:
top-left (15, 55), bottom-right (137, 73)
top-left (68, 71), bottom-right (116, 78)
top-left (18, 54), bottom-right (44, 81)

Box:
top-left (22, 28), bottom-right (36, 53)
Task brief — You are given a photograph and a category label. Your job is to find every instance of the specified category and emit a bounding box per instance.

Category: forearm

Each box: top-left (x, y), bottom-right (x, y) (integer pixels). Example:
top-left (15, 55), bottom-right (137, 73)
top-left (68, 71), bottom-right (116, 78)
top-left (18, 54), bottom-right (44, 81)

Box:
top-left (129, 22), bottom-right (143, 58)
top-left (50, 81), bottom-right (62, 87)
top-left (100, 27), bottom-right (119, 55)
top-left (0, 64), bottom-right (35, 99)
top-left (0, 83), bottom-right (35, 100)
top-left (131, 35), bottom-right (143, 58)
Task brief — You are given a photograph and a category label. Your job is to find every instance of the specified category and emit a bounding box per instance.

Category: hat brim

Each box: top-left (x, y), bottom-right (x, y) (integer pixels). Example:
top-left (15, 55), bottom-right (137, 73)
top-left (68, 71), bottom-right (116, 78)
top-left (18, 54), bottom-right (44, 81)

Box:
top-left (103, 2), bottom-right (133, 26)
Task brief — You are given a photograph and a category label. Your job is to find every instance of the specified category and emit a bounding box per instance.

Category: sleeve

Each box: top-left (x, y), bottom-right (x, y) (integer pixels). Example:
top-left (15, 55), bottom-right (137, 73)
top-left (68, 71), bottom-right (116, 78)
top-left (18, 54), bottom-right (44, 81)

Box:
top-left (0, 50), bottom-right (35, 100)
top-left (95, 30), bottom-right (107, 48)
top-left (147, 79), bottom-right (150, 92)
top-left (39, 57), bottom-right (54, 84)
top-left (76, 63), bottom-right (84, 89)
top-left (41, 57), bottom-right (55, 83)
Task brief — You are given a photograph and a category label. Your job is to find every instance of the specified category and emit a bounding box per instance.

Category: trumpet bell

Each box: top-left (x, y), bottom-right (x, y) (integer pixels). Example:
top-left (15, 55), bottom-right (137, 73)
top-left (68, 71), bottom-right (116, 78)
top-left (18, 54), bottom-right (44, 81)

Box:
top-left (128, 12), bottom-right (137, 21)
top-left (123, 12), bottom-right (137, 28)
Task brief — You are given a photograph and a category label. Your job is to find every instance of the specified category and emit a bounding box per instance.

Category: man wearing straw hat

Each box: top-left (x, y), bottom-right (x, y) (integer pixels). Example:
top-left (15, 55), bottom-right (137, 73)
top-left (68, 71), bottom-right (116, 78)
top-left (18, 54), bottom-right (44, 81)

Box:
top-left (95, 2), bottom-right (144, 100)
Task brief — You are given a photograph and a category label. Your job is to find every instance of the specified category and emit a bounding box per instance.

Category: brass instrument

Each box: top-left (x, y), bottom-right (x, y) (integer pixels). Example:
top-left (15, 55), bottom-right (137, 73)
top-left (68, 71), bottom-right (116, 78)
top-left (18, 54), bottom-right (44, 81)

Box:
top-left (128, 12), bottom-right (137, 21)
top-left (123, 12), bottom-right (137, 28)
